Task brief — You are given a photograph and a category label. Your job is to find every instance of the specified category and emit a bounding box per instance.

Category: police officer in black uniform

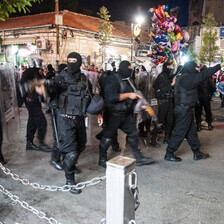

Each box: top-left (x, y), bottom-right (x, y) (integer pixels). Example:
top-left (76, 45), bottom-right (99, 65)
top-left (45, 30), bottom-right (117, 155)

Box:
top-left (98, 60), bottom-right (153, 168)
top-left (20, 59), bottom-right (50, 152)
top-left (164, 61), bottom-right (223, 162)
top-left (153, 62), bottom-right (174, 144)
top-left (97, 63), bottom-right (121, 152)
top-left (36, 52), bottom-right (103, 194)
top-left (195, 66), bottom-right (216, 131)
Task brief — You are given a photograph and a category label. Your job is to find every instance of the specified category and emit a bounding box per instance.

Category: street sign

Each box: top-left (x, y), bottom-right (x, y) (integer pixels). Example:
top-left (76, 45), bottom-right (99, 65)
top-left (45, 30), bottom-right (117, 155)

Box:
top-left (219, 27), bottom-right (224, 38)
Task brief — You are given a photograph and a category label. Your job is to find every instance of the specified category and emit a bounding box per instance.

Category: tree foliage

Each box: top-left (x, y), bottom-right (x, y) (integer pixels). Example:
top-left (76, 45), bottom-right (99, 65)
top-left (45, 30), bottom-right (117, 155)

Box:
top-left (199, 13), bottom-right (219, 64)
top-left (187, 43), bottom-right (197, 62)
top-left (8, 0), bottom-right (92, 18)
top-left (97, 6), bottom-right (113, 62)
top-left (0, 0), bottom-right (43, 21)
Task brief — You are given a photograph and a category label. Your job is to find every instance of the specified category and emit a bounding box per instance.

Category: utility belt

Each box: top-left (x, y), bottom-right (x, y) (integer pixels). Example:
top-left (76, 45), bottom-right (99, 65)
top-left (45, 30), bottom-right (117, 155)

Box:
top-left (109, 110), bottom-right (132, 117)
top-left (175, 104), bottom-right (195, 110)
top-left (59, 113), bottom-right (85, 120)
top-left (158, 98), bottom-right (173, 105)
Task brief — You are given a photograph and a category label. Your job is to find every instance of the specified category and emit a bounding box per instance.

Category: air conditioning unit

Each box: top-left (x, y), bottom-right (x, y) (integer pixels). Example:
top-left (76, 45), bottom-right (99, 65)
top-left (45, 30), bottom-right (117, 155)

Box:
top-left (36, 39), bottom-right (49, 50)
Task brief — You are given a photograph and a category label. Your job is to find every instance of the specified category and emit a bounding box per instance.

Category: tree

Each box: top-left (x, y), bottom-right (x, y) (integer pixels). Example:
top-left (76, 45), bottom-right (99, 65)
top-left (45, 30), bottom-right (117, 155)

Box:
top-left (199, 13), bottom-right (219, 65)
top-left (0, 0), bottom-right (43, 21)
top-left (97, 6), bottom-right (113, 63)
top-left (9, 0), bottom-right (92, 18)
top-left (187, 43), bottom-right (197, 62)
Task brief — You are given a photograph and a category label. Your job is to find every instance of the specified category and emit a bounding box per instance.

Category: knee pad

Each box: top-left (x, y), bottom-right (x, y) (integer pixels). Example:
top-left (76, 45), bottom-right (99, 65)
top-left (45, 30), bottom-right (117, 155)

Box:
top-left (63, 151), bottom-right (79, 173)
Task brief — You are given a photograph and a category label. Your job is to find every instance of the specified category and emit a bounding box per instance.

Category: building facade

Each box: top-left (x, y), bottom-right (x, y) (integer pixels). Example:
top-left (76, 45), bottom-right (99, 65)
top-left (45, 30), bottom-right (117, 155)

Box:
top-left (0, 10), bottom-right (149, 69)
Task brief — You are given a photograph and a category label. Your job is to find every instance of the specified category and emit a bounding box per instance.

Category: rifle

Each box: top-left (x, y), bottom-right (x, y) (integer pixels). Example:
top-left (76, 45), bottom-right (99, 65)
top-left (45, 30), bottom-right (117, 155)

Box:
top-left (122, 77), bottom-right (162, 128)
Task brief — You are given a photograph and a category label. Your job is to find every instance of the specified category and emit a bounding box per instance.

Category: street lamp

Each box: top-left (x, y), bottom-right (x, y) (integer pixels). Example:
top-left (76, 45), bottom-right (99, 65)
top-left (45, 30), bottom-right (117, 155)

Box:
top-left (131, 15), bottom-right (145, 62)
top-left (135, 15), bottom-right (145, 25)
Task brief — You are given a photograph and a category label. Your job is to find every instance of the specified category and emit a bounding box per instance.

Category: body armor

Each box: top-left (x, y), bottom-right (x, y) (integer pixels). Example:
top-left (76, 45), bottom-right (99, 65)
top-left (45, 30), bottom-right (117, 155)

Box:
top-left (109, 74), bottom-right (135, 113)
top-left (58, 71), bottom-right (91, 116)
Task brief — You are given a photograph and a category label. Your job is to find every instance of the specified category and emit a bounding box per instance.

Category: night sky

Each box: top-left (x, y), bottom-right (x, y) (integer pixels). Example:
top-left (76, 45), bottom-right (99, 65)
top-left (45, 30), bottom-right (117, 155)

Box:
top-left (79, 0), bottom-right (169, 23)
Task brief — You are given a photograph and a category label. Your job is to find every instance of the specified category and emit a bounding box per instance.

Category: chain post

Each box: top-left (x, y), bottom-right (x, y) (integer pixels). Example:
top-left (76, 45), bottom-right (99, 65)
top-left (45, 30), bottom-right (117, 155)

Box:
top-left (106, 156), bottom-right (136, 224)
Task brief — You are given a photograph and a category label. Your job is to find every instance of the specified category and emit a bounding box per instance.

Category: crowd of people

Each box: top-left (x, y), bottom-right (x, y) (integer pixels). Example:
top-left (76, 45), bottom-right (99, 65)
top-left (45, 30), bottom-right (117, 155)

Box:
top-left (0, 51), bottom-right (224, 195)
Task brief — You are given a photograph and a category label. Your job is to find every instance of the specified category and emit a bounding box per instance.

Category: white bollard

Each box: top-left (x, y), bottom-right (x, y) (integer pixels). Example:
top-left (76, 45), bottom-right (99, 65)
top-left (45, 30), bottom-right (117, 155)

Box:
top-left (106, 156), bottom-right (136, 224)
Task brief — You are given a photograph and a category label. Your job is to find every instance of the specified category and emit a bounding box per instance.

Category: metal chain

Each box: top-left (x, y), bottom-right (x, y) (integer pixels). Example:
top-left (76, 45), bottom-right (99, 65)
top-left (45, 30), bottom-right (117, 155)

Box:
top-left (0, 163), bottom-right (106, 192)
top-left (129, 220), bottom-right (137, 224)
top-left (99, 218), bottom-right (106, 224)
top-left (0, 184), bottom-right (62, 224)
top-left (129, 171), bottom-right (140, 211)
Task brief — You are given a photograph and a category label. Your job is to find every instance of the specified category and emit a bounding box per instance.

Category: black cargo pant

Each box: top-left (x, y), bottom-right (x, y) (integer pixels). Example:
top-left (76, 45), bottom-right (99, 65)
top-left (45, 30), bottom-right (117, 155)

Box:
top-left (158, 101), bottom-right (174, 139)
top-left (166, 105), bottom-right (200, 154)
top-left (57, 114), bottom-right (86, 179)
top-left (25, 101), bottom-right (47, 142)
top-left (100, 113), bottom-right (142, 160)
top-left (195, 97), bottom-right (212, 124)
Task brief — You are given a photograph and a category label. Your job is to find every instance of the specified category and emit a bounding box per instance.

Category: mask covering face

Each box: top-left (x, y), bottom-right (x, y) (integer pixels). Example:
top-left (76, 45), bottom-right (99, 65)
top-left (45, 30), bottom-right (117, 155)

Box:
top-left (67, 52), bottom-right (82, 76)
top-left (118, 61), bottom-right (133, 78)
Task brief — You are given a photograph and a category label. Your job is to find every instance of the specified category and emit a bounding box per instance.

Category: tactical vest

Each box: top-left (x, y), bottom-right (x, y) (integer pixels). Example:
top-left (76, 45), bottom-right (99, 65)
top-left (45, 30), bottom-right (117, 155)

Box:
top-left (175, 73), bottom-right (198, 107)
top-left (111, 74), bottom-right (135, 113)
top-left (58, 72), bottom-right (91, 116)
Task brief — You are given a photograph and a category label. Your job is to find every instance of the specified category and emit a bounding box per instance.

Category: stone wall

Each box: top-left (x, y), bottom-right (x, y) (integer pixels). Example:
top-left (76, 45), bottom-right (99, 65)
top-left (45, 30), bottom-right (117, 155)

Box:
top-left (2, 26), bottom-right (131, 69)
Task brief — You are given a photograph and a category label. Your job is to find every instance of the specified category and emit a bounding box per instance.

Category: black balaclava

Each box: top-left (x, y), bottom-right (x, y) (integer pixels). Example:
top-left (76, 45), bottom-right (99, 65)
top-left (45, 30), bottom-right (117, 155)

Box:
top-left (47, 64), bottom-right (53, 72)
top-left (118, 60), bottom-right (133, 78)
top-left (183, 61), bottom-right (198, 73)
top-left (67, 52), bottom-right (82, 76)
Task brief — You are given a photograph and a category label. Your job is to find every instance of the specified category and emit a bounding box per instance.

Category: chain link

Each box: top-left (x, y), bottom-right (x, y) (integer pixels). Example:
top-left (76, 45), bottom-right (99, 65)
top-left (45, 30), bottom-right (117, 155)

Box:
top-left (129, 220), bottom-right (137, 224)
top-left (99, 218), bottom-right (106, 224)
top-left (0, 163), bottom-right (106, 192)
top-left (129, 171), bottom-right (140, 211)
top-left (0, 184), bottom-right (62, 224)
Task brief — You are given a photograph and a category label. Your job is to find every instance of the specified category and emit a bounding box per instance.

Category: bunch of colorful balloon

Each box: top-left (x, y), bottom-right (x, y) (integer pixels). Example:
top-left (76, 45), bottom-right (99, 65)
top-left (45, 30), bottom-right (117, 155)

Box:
top-left (147, 5), bottom-right (190, 65)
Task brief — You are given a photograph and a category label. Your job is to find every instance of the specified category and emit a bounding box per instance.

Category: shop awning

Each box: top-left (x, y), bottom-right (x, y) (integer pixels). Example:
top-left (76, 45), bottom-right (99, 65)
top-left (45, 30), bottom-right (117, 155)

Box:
top-left (2, 37), bottom-right (37, 45)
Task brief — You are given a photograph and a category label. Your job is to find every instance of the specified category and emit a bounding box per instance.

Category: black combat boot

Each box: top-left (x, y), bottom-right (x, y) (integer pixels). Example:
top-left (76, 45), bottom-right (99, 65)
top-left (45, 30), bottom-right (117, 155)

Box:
top-left (128, 136), bottom-right (153, 166)
top-left (50, 150), bottom-right (63, 170)
top-left (39, 140), bottom-right (52, 152)
top-left (164, 152), bottom-right (182, 162)
top-left (26, 141), bottom-right (39, 151)
top-left (98, 137), bottom-right (111, 168)
top-left (193, 151), bottom-right (209, 160)
top-left (65, 173), bottom-right (81, 195)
